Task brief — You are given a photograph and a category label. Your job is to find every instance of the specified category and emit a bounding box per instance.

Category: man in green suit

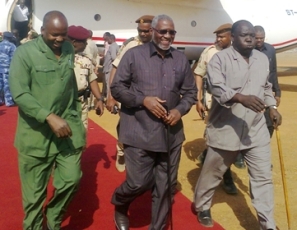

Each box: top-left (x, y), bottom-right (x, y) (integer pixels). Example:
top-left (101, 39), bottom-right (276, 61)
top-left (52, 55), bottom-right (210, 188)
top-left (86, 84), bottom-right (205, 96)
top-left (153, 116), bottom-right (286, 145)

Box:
top-left (9, 11), bottom-right (86, 230)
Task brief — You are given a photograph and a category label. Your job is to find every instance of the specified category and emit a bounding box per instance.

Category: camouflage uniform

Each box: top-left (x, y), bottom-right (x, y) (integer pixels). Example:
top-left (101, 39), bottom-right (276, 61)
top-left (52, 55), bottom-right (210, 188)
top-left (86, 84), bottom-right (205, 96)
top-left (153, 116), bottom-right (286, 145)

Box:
top-left (111, 36), bottom-right (143, 171)
top-left (0, 39), bottom-right (16, 106)
top-left (112, 36), bottom-right (142, 68)
top-left (74, 53), bottom-right (97, 130)
top-left (193, 44), bottom-right (221, 111)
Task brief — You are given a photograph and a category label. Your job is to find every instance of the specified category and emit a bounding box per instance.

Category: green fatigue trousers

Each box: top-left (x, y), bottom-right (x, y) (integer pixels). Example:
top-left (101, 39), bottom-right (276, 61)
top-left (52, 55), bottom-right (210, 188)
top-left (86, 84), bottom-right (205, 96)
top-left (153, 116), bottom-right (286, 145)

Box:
top-left (18, 148), bottom-right (83, 230)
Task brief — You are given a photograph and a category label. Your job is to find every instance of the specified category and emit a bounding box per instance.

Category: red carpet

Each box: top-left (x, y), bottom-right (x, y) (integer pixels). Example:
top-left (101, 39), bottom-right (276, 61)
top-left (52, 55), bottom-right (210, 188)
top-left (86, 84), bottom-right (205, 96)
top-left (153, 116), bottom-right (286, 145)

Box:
top-left (0, 106), bottom-right (224, 230)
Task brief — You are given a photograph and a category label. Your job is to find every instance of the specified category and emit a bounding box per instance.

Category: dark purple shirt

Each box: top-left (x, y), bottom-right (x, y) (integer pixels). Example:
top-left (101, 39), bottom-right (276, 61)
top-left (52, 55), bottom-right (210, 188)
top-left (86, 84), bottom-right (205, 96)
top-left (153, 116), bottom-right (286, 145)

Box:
top-left (110, 42), bottom-right (197, 152)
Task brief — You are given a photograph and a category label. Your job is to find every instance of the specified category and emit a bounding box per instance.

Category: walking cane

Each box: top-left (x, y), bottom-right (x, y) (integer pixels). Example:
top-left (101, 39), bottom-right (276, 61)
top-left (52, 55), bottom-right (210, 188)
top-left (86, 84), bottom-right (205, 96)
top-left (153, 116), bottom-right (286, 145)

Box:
top-left (165, 105), bottom-right (173, 230)
top-left (275, 128), bottom-right (291, 230)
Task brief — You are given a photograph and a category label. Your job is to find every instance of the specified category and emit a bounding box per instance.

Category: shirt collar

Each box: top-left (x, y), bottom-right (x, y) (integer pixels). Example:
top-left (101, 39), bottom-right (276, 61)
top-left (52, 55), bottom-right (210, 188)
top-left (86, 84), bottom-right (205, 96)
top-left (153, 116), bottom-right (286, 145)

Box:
top-left (256, 43), bottom-right (268, 52)
top-left (36, 35), bottom-right (72, 59)
top-left (149, 41), bottom-right (173, 58)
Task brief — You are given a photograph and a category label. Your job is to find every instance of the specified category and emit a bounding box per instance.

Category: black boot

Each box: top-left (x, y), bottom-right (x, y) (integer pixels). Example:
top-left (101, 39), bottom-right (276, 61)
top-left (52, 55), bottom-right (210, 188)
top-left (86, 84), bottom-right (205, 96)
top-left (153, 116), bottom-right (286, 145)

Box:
top-left (234, 153), bottom-right (246, 169)
top-left (197, 148), bottom-right (207, 164)
top-left (222, 168), bottom-right (238, 195)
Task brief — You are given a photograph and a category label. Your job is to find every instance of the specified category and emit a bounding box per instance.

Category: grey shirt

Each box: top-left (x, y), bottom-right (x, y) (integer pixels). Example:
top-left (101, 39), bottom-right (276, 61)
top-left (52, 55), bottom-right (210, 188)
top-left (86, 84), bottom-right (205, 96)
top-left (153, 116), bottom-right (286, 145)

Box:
top-left (206, 46), bottom-right (276, 151)
top-left (103, 42), bottom-right (119, 73)
top-left (110, 42), bottom-right (197, 152)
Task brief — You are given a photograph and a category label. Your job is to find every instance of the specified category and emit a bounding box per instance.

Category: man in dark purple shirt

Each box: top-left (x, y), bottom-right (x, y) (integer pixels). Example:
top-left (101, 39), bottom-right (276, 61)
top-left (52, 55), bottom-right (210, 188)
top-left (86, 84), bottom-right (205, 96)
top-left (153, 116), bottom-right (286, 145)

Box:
top-left (254, 25), bottom-right (281, 137)
top-left (110, 14), bottom-right (197, 230)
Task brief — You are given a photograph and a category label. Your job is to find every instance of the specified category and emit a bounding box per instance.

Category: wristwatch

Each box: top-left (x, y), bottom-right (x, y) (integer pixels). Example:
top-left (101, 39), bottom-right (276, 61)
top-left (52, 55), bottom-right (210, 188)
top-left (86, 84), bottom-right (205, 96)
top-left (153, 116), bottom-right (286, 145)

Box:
top-left (269, 105), bottom-right (277, 110)
top-left (97, 96), bottom-right (104, 102)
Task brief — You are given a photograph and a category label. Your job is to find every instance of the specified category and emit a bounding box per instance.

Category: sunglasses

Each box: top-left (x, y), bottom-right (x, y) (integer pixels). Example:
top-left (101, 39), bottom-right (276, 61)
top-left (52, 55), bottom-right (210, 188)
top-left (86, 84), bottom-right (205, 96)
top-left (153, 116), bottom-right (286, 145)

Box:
top-left (137, 28), bottom-right (151, 33)
top-left (152, 27), bottom-right (177, 36)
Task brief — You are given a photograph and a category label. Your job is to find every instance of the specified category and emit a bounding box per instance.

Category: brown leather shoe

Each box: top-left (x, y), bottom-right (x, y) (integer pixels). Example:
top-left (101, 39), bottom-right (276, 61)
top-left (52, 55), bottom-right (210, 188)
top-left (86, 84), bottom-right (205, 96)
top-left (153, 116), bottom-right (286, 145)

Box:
top-left (114, 204), bottom-right (129, 230)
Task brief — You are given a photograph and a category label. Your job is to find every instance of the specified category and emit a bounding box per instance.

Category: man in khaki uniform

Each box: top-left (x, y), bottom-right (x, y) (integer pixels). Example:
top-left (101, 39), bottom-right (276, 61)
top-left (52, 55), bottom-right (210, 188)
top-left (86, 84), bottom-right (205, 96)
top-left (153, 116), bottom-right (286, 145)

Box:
top-left (84, 30), bottom-right (100, 110)
top-left (194, 23), bottom-right (241, 194)
top-left (68, 25), bottom-right (104, 131)
top-left (105, 15), bottom-right (154, 172)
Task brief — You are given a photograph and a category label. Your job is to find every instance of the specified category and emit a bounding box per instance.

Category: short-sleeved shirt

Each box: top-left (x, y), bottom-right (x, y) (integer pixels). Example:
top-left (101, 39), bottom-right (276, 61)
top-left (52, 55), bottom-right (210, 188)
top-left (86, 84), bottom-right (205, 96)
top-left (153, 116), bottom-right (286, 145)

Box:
top-left (74, 53), bottom-right (97, 91)
top-left (194, 44), bottom-right (221, 77)
top-left (13, 5), bottom-right (29, 22)
top-left (112, 36), bottom-right (142, 68)
top-left (9, 36), bottom-right (86, 156)
top-left (84, 38), bottom-right (99, 67)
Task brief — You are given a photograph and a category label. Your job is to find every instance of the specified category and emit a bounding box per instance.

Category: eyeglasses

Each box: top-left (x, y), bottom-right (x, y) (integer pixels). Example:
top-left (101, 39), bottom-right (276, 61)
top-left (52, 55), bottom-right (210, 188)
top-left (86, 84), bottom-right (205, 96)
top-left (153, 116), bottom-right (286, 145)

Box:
top-left (152, 27), bottom-right (176, 36)
top-left (137, 28), bottom-right (151, 33)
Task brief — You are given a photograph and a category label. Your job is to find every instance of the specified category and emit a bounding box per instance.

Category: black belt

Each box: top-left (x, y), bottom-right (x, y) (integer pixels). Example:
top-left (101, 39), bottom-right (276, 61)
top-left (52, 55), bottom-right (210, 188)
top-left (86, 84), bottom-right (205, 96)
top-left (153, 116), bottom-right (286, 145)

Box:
top-left (78, 90), bottom-right (85, 97)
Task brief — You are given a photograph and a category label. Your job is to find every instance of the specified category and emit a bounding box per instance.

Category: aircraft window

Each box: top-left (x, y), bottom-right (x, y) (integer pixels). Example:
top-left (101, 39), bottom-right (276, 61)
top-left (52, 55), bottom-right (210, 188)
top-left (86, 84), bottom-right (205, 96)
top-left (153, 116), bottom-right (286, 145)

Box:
top-left (191, 20), bottom-right (197, 27)
top-left (94, 14), bottom-right (101, 21)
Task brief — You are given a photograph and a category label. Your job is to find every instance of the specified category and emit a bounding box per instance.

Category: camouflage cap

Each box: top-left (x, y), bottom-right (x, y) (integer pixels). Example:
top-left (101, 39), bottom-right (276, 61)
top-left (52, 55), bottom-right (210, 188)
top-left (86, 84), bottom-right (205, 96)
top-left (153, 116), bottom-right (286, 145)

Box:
top-left (68, 25), bottom-right (90, 40)
top-left (135, 15), bottom-right (154, 24)
top-left (213, 23), bottom-right (232, 34)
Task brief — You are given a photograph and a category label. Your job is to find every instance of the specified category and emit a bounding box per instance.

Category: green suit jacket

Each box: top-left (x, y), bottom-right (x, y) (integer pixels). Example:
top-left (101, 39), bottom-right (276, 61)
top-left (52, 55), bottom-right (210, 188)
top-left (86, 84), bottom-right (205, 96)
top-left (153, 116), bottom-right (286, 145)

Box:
top-left (9, 36), bottom-right (86, 157)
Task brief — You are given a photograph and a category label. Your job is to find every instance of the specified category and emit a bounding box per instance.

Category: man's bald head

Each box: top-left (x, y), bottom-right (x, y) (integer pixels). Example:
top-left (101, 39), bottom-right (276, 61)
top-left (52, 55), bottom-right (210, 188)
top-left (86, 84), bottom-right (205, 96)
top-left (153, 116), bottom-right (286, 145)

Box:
top-left (41, 11), bottom-right (68, 54)
top-left (42, 11), bottom-right (68, 29)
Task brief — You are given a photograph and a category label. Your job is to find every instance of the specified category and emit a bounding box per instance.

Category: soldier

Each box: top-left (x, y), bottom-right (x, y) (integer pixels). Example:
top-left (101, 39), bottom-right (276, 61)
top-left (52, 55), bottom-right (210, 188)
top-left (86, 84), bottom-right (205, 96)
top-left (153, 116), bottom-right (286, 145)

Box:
top-left (67, 25), bottom-right (104, 131)
top-left (105, 15), bottom-right (154, 172)
top-left (0, 31), bottom-right (16, 107)
top-left (194, 23), bottom-right (241, 194)
top-left (83, 29), bottom-right (100, 111)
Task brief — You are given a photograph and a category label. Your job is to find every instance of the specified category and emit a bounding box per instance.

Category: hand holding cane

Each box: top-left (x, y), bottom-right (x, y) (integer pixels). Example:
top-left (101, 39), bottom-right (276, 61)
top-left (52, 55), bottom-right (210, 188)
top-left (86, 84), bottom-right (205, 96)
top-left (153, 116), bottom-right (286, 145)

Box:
top-left (275, 128), bottom-right (291, 230)
top-left (164, 104), bottom-right (173, 230)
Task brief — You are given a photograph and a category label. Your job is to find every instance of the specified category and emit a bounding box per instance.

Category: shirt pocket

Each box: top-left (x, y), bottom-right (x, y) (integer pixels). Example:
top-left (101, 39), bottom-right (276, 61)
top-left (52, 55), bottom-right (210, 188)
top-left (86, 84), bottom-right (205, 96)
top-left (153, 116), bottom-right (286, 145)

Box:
top-left (35, 65), bottom-right (57, 85)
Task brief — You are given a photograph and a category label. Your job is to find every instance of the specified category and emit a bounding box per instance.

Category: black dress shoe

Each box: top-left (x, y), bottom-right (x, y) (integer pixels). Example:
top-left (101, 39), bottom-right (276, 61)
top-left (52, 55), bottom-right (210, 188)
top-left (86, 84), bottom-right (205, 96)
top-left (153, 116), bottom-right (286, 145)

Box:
top-left (222, 181), bottom-right (238, 195)
top-left (197, 209), bottom-right (213, 227)
top-left (114, 204), bottom-right (129, 230)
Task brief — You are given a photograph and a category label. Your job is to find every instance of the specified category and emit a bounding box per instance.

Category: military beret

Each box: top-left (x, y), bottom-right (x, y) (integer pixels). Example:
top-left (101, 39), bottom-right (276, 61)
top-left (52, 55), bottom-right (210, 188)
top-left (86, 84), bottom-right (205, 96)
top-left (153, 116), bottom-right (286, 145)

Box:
top-left (68, 25), bottom-right (90, 40)
top-left (135, 15), bottom-right (154, 24)
top-left (3, 31), bottom-right (13, 38)
top-left (213, 23), bottom-right (232, 34)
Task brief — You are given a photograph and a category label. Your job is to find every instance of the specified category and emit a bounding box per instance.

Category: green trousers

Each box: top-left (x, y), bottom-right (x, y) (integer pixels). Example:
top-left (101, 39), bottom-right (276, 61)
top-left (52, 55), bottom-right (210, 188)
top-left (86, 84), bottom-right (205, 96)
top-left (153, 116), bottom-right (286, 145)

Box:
top-left (18, 148), bottom-right (82, 230)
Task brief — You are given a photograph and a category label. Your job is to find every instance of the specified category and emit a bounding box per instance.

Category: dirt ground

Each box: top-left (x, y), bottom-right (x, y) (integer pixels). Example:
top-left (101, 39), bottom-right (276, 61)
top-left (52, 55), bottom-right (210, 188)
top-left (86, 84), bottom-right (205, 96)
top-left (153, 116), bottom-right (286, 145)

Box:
top-left (89, 49), bottom-right (297, 230)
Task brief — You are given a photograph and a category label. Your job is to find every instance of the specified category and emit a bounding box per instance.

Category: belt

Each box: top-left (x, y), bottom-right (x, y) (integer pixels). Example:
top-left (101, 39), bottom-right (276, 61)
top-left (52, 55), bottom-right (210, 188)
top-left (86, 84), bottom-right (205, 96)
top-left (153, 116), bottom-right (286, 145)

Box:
top-left (78, 90), bottom-right (85, 97)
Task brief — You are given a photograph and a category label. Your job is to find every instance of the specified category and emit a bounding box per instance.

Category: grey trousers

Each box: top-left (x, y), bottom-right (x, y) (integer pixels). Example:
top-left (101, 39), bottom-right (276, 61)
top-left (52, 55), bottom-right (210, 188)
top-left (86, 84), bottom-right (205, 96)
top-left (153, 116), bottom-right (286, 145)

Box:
top-left (111, 144), bottom-right (182, 230)
top-left (194, 144), bottom-right (275, 230)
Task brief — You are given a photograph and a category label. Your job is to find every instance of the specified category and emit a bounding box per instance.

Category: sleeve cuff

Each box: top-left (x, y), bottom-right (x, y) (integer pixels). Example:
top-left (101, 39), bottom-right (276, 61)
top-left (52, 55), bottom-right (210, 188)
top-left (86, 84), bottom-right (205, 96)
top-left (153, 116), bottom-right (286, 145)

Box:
top-left (36, 108), bottom-right (52, 123)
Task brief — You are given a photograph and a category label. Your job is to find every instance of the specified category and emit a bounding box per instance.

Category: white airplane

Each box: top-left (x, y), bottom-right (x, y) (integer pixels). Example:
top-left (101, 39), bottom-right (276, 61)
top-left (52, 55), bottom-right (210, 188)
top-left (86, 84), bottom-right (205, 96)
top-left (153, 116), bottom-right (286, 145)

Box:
top-left (1, 0), bottom-right (297, 60)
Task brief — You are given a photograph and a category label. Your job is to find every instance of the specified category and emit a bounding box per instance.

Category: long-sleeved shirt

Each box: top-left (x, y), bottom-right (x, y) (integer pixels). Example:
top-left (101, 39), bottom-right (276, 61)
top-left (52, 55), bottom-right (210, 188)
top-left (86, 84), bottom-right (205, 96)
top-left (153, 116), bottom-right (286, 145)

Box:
top-left (255, 42), bottom-right (281, 97)
top-left (110, 42), bottom-right (197, 152)
top-left (0, 40), bottom-right (16, 70)
top-left (9, 36), bottom-right (86, 156)
top-left (206, 46), bottom-right (276, 151)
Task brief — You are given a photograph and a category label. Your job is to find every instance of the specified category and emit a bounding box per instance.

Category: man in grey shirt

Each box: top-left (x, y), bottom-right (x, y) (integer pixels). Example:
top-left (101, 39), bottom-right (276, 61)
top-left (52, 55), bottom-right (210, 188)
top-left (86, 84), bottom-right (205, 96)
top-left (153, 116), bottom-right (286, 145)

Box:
top-left (103, 34), bottom-right (119, 96)
top-left (194, 20), bottom-right (282, 230)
